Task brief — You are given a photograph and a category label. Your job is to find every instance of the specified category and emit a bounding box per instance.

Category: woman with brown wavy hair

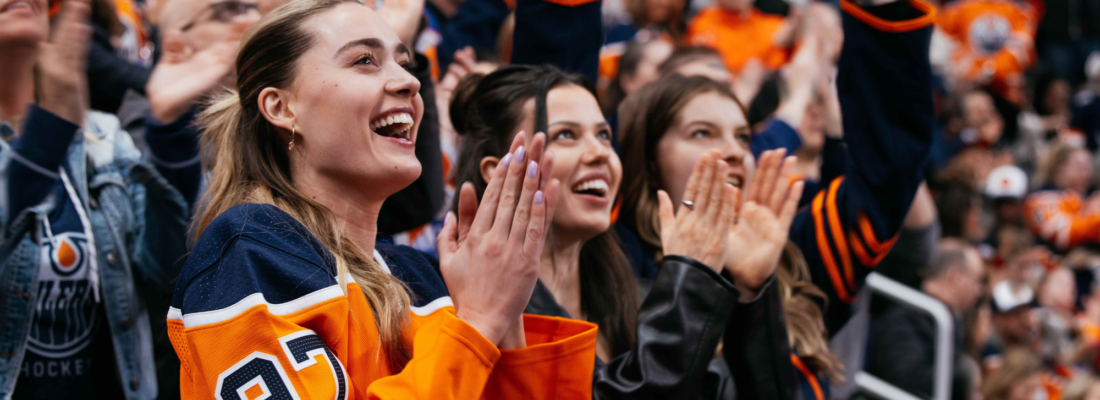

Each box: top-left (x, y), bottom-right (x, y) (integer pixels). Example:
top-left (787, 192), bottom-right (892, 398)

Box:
top-left (618, 1), bottom-right (938, 396)
top-left (617, 73), bottom-right (836, 399)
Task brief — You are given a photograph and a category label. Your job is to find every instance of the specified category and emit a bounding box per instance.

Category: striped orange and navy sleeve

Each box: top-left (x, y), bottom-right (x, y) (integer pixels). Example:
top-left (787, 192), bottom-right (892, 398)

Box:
top-left (788, 0), bottom-right (937, 335)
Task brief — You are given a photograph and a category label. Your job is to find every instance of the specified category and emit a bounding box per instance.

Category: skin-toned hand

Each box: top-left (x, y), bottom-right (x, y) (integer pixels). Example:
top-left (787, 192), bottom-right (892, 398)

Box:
top-left (145, 22), bottom-right (247, 123)
top-left (724, 149), bottom-right (804, 301)
top-left (436, 47), bottom-right (477, 143)
top-left (37, 0), bottom-right (92, 126)
top-left (437, 132), bottom-right (560, 347)
top-left (658, 151), bottom-right (741, 272)
top-left (775, 35), bottom-right (820, 130)
top-left (377, 0), bottom-right (426, 47)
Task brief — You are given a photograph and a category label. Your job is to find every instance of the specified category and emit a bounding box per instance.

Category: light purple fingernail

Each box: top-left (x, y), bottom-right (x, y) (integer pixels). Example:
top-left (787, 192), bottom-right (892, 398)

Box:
top-left (501, 153), bottom-right (513, 169)
top-left (444, 213), bottom-right (451, 225)
top-left (527, 160), bottom-right (538, 178)
top-left (535, 190), bottom-right (544, 205)
top-left (515, 146), bottom-right (526, 163)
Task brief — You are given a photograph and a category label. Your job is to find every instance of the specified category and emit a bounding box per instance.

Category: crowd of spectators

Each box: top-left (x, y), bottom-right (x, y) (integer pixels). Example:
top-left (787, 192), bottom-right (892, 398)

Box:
top-left (4, 0), bottom-right (1100, 398)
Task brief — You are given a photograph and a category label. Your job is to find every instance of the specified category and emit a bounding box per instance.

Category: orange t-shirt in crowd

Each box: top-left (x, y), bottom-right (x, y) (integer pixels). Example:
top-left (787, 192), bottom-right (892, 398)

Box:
top-left (1024, 190), bottom-right (1100, 251)
top-left (937, 0), bottom-right (1036, 104)
top-left (685, 7), bottom-right (788, 73)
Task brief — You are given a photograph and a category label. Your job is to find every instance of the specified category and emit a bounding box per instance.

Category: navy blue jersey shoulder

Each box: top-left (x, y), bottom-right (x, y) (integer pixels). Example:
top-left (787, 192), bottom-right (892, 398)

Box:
top-left (173, 203), bottom-right (451, 314)
top-left (374, 241), bottom-right (450, 308)
top-left (172, 204), bottom-right (338, 313)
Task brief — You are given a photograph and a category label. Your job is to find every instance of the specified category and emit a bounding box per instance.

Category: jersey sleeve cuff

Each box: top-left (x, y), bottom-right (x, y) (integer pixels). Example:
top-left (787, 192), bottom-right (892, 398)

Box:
top-left (501, 314), bottom-right (598, 365)
top-left (484, 315), bottom-right (597, 399)
top-left (840, 0), bottom-right (936, 32)
top-left (145, 109), bottom-right (201, 168)
top-left (14, 104), bottom-right (81, 176)
top-left (436, 309), bottom-right (502, 368)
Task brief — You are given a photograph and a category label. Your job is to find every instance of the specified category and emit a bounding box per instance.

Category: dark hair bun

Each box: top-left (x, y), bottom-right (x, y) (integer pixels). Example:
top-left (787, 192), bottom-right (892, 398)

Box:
top-left (448, 73), bottom-right (487, 136)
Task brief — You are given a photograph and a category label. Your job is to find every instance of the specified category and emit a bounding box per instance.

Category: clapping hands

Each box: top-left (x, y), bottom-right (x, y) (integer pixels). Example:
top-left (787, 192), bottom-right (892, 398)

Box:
top-left (437, 132), bottom-right (559, 348)
top-left (658, 151), bottom-right (741, 272)
top-left (725, 149), bottom-right (803, 301)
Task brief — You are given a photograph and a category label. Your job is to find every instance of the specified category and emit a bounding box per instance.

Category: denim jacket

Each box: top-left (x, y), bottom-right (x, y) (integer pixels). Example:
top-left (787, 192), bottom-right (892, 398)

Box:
top-left (0, 107), bottom-right (189, 399)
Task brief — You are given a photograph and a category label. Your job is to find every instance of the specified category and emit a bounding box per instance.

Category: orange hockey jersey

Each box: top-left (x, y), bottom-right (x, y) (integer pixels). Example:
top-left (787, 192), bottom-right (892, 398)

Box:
top-left (167, 204), bottom-right (598, 399)
top-left (685, 7), bottom-right (789, 73)
top-left (937, 0), bottom-right (1036, 104)
top-left (1024, 190), bottom-right (1100, 251)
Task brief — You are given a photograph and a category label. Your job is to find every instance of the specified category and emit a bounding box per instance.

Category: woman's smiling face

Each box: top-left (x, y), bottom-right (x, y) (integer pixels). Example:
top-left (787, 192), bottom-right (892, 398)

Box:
top-left (278, 2), bottom-right (425, 197)
top-left (513, 85), bottom-right (622, 240)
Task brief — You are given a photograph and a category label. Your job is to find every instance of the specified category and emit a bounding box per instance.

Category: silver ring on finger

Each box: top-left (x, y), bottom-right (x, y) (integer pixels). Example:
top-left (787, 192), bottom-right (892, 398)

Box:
top-left (682, 200), bottom-right (695, 210)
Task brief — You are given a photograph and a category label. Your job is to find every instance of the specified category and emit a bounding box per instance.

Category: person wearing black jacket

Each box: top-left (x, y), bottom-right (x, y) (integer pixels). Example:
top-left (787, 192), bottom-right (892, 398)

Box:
top-left (449, 62), bottom-right (803, 399)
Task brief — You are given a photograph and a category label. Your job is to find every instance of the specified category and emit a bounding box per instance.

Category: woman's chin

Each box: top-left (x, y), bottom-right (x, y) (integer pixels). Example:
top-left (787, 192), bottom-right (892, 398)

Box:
top-left (552, 215), bottom-right (612, 241)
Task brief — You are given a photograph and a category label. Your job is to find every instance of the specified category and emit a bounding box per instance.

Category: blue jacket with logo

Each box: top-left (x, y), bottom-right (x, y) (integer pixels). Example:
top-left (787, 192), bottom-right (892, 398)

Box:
top-left (0, 106), bottom-right (191, 399)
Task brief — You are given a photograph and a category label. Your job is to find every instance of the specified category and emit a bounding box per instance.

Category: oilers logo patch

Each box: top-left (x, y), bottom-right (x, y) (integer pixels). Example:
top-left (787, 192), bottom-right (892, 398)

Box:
top-left (28, 232), bottom-right (99, 359)
top-left (967, 14), bottom-right (1011, 56)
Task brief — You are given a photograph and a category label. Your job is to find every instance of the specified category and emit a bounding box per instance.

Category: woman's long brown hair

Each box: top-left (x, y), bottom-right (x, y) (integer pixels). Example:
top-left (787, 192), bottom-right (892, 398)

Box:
top-left (618, 75), bottom-right (840, 378)
top-left (195, 0), bottom-right (412, 372)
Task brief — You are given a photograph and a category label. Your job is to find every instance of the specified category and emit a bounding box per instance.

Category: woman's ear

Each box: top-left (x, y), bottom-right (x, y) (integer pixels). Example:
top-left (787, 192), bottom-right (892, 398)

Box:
top-left (480, 156), bottom-right (501, 184)
top-left (258, 87), bottom-right (297, 133)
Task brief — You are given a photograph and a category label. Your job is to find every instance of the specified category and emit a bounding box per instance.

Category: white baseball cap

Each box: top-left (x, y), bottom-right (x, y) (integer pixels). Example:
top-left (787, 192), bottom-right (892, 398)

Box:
top-left (985, 165), bottom-right (1029, 200)
top-left (992, 280), bottom-right (1034, 313)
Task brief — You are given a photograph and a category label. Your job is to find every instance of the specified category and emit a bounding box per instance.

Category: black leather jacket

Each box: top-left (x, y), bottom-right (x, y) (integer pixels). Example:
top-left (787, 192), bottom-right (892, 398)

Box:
top-left (526, 255), bottom-right (752, 399)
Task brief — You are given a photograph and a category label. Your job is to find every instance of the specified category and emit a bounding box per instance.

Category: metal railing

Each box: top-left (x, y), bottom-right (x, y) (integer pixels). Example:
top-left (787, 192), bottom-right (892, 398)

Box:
top-left (853, 273), bottom-right (955, 400)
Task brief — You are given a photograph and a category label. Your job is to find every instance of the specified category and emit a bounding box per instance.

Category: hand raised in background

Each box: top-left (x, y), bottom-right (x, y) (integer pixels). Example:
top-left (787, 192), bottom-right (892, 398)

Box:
top-left (37, 0), bottom-right (92, 126)
top-left (437, 132), bottom-right (560, 347)
top-left (145, 21), bottom-right (247, 123)
top-left (377, 0), bottom-right (426, 47)
top-left (724, 149), bottom-right (803, 301)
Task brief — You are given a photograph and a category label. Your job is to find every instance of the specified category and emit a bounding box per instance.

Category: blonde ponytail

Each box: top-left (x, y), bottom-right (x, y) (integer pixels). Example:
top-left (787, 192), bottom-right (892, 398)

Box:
top-left (193, 0), bottom-right (412, 372)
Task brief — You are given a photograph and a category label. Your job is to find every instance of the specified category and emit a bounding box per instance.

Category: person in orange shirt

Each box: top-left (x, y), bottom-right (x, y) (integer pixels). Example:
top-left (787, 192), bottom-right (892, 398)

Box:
top-left (938, 0), bottom-right (1037, 105)
top-left (1024, 144), bottom-right (1100, 252)
top-left (684, 0), bottom-right (790, 73)
top-left (168, 1), bottom-right (600, 398)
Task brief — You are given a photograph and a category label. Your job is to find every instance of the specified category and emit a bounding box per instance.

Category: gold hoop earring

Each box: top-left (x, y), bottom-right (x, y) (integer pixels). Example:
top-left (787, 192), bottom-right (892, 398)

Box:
top-left (288, 128), bottom-right (295, 152)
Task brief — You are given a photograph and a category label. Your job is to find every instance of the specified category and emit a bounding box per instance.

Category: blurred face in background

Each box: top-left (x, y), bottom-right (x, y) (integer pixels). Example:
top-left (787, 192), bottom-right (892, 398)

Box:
top-left (993, 198), bottom-right (1024, 226)
top-left (161, 0), bottom-right (262, 52)
top-left (1039, 267), bottom-right (1076, 312)
top-left (0, 0), bottom-right (48, 47)
top-left (1055, 148), bottom-right (1092, 195)
top-left (993, 308), bottom-right (1034, 346)
top-left (1042, 79), bottom-right (1071, 116)
top-left (512, 85), bottom-right (622, 240)
top-left (620, 39), bottom-right (674, 96)
top-left (949, 248), bottom-right (987, 313)
top-left (656, 91), bottom-right (755, 208)
top-left (962, 91), bottom-right (1003, 143)
top-left (674, 55), bottom-right (733, 86)
top-left (643, 0), bottom-right (679, 26)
